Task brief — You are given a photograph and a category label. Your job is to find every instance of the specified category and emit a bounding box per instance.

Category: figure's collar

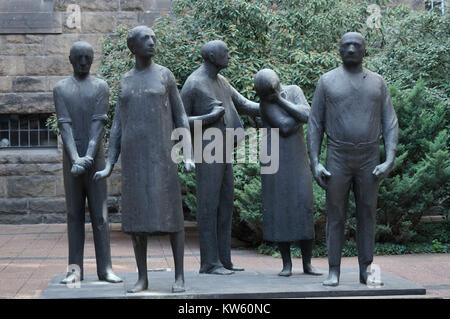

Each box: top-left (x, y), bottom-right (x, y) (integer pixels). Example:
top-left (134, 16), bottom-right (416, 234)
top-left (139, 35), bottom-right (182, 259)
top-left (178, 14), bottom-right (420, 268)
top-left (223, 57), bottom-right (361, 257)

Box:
top-left (341, 65), bottom-right (367, 78)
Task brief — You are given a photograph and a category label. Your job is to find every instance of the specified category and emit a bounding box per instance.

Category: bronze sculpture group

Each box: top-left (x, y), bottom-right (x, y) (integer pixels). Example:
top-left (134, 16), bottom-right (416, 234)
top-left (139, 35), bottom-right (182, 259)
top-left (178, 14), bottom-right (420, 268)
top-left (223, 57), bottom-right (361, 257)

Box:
top-left (55, 26), bottom-right (398, 293)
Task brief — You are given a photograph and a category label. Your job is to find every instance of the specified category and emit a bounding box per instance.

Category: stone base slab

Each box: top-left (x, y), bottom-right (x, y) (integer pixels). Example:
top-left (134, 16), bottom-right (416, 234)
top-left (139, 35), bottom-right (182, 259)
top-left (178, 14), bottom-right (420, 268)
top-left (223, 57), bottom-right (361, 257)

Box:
top-left (40, 268), bottom-right (426, 299)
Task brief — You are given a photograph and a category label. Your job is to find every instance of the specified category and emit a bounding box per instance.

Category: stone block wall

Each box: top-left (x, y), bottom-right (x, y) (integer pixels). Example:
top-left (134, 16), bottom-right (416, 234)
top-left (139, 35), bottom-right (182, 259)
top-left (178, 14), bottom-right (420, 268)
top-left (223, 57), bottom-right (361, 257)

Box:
top-left (0, 0), bottom-right (172, 113)
top-left (0, 0), bottom-right (172, 223)
top-left (0, 136), bottom-right (123, 223)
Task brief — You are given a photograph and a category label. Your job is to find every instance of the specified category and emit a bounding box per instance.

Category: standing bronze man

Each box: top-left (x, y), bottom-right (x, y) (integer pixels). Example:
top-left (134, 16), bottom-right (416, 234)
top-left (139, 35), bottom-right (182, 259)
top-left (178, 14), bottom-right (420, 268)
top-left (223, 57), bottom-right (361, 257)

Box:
top-left (307, 32), bottom-right (398, 286)
top-left (54, 41), bottom-right (122, 284)
top-left (181, 40), bottom-right (259, 275)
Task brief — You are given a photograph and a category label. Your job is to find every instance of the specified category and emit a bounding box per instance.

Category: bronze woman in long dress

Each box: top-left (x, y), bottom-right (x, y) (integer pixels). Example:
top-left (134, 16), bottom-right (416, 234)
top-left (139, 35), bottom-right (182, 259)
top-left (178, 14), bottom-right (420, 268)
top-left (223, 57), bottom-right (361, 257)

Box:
top-left (255, 69), bottom-right (321, 277)
top-left (94, 26), bottom-right (194, 293)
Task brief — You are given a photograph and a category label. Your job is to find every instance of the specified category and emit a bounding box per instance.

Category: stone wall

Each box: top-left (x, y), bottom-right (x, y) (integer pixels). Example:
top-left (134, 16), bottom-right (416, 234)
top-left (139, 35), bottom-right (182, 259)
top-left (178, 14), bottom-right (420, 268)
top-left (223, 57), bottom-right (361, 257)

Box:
top-left (0, 0), bottom-right (172, 223)
top-left (0, 0), bottom-right (172, 112)
top-left (0, 138), bottom-right (123, 223)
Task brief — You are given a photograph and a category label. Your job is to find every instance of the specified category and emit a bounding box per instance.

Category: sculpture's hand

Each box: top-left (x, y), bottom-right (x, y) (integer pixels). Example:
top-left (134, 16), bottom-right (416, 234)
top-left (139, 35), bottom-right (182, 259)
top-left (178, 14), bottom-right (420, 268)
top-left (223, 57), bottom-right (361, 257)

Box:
top-left (76, 156), bottom-right (93, 170)
top-left (264, 91), bottom-right (281, 104)
top-left (372, 161), bottom-right (393, 180)
top-left (313, 163), bottom-right (331, 190)
top-left (184, 160), bottom-right (195, 173)
top-left (93, 162), bottom-right (113, 182)
top-left (71, 163), bottom-right (86, 176)
top-left (211, 105), bottom-right (225, 120)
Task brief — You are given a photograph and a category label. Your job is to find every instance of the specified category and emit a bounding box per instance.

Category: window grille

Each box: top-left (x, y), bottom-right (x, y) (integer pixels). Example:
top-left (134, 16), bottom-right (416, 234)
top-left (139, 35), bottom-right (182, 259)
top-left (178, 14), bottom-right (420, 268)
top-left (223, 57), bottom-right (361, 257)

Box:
top-left (0, 114), bottom-right (57, 149)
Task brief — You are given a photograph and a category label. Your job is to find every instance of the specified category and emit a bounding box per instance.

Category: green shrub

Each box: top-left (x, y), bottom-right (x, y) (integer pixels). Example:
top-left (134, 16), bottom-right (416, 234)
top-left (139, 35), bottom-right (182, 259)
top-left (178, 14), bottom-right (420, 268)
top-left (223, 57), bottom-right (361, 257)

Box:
top-left (367, 9), bottom-right (450, 97)
top-left (375, 80), bottom-right (449, 243)
top-left (258, 237), bottom-right (449, 258)
top-left (232, 163), bottom-right (263, 243)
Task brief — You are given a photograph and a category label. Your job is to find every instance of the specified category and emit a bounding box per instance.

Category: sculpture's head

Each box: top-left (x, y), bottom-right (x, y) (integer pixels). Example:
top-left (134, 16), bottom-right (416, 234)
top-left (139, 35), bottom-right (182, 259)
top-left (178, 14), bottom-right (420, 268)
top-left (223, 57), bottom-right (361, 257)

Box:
top-left (254, 68), bottom-right (281, 102)
top-left (127, 26), bottom-right (156, 58)
top-left (339, 32), bottom-right (365, 66)
top-left (201, 40), bottom-right (230, 70)
top-left (69, 41), bottom-right (94, 77)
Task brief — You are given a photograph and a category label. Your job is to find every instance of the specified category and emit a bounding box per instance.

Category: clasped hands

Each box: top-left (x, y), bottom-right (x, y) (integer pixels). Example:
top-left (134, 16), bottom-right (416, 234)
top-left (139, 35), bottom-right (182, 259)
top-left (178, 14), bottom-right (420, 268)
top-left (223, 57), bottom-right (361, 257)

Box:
top-left (71, 156), bottom-right (93, 176)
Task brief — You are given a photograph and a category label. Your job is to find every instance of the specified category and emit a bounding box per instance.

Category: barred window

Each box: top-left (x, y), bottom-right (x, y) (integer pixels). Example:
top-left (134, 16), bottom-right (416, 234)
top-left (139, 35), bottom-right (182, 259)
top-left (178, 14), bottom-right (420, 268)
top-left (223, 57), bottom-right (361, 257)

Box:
top-left (0, 114), bottom-right (57, 149)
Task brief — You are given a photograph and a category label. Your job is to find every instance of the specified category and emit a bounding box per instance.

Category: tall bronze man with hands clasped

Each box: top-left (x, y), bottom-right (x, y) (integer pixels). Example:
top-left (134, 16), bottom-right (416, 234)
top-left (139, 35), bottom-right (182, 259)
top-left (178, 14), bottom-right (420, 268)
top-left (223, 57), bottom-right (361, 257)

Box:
top-left (54, 41), bottom-right (122, 284)
top-left (307, 32), bottom-right (398, 287)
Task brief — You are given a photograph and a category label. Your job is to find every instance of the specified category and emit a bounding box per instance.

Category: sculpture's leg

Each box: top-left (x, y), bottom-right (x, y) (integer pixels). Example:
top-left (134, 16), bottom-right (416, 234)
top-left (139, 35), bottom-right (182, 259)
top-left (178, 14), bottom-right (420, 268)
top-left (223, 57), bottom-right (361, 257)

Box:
top-left (128, 233), bottom-right (148, 293)
top-left (86, 169), bottom-right (122, 283)
top-left (170, 230), bottom-right (185, 293)
top-left (323, 148), bottom-right (352, 287)
top-left (353, 149), bottom-right (381, 285)
top-left (196, 163), bottom-right (232, 275)
top-left (61, 167), bottom-right (85, 284)
top-left (277, 242), bottom-right (292, 277)
top-left (300, 239), bottom-right (322, 276)
top-left (218, 163), bottom-right (244, 272)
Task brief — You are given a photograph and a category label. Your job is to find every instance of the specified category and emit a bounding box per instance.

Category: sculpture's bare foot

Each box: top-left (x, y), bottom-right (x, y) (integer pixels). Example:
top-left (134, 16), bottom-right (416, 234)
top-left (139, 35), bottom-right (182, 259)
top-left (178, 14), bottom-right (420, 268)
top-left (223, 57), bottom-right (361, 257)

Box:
top-left (172, 279), bottom-right (185, 293)
top-left (361, 276), bottom-right (384, 286)
top-left (278, 267), bottom-right (292, 277)
top-left (303, 263), bottom-right (323, 276)
top-left (360, 268), bottom-right (384, 286)
top-left (127, 278), bottom-right (148, 293)
top-left (60, 272), bottom-right (82, 284)
top-left (323, 269), bottom-right (340, 286)
top-left (224, 265), bottom-right (245, 272)
top-left (204, 266), bottom-right (234, 275)
top-left (99, 271), bottom-right (123, 283)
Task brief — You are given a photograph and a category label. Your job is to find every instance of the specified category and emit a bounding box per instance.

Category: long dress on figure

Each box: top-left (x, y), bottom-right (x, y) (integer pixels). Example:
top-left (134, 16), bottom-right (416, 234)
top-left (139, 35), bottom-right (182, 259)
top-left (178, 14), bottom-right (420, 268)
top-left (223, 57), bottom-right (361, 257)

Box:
top-left (109, 63), bottom-right (189, 235)
top-left (260, 85), bottom-right (315, 243)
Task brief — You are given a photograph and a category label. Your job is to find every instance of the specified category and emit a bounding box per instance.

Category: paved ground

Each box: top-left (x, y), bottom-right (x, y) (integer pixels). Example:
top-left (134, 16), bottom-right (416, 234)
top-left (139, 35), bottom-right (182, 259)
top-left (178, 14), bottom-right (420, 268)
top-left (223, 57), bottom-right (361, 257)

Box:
top-left (0, 223), bottom-right (449, 299)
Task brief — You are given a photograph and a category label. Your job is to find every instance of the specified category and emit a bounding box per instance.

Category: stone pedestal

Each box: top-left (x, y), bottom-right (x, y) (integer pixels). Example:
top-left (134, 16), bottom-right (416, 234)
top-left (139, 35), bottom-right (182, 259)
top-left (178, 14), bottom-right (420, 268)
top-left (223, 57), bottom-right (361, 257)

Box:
top-left (40, 268), bottom-right (426, 299)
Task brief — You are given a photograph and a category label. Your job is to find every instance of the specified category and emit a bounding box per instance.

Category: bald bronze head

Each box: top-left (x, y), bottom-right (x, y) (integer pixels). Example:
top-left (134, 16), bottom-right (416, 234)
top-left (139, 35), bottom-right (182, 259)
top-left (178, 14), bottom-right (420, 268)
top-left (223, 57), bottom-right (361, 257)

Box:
top-left (201, 40), bottom-right (231, 70)
top-left (69, 41), bottom-right (94, 77)
top-left (339, 32), bottom-right (366, 67)
top-left (254, 68), bottom-right (281, 101)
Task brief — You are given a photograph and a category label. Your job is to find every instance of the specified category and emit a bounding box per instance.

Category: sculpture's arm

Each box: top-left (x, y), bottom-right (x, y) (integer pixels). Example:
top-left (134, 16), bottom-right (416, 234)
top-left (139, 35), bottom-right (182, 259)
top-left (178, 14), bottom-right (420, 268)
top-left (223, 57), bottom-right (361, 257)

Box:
top-left (93, 96), bottom-right (121, 182)
top-left (93, 98), bottom-right (121, 182)
top-left (230, 85), bottom-right (259, 117)
top-left (307, 77), bottom-right (331, 189)
top-left (381, 80), bottom-right (398, 165)
top-left (307, 78), bottom-right (326, 168)
top-left (181, 84), bottom-right (224, 127)
top-left (372, 79), bottom-right (399, 179)
top-left (107, 99), bottom-right (122, 167)
top-left (53, 87), bottom-right (79, 164)
top-left (261, 102), bottom-right (299, 137)
top-left (277, 86), bottom-right (310, 123)
top-left (168, 70), bottom-right (194, 167)
top-left (85, 82), bottom-right (109, 161)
